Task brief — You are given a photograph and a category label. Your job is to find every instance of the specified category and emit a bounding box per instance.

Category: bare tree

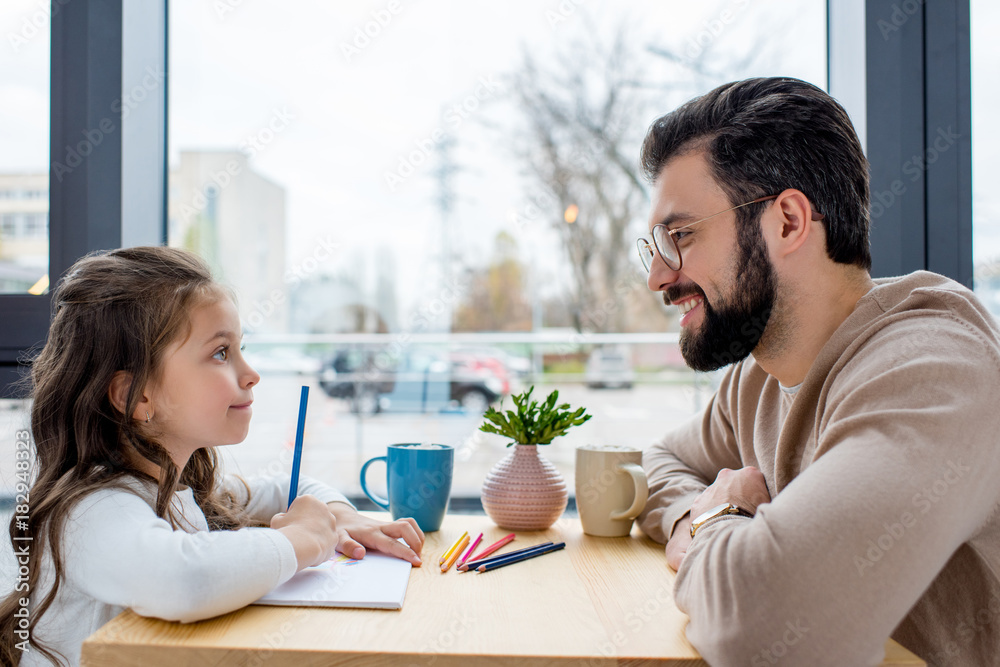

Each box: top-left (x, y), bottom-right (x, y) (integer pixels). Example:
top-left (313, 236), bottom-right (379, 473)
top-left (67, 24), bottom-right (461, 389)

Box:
top-left (504, 8), bottom-right (777, 334)
top-left (504, 20), bottom-right (669, 333)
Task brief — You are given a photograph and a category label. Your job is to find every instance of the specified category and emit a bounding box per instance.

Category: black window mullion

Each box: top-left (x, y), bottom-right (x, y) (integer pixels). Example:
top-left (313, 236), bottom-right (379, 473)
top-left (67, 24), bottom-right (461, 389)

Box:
top-left (864, 0), bottom-right (971, 285)
top-left (0, 0), bottom-right (126, 397)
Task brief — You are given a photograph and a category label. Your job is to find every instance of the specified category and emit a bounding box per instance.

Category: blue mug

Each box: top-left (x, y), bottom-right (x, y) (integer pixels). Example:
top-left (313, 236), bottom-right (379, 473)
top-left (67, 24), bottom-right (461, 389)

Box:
top-left (360, 443), bottom-right (454, 532)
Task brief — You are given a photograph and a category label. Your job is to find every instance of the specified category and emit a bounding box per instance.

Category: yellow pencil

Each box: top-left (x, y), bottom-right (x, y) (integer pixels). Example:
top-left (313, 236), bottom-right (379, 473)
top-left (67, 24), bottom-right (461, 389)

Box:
top-left (439, 530), bottom-right (468, 566)
top-left (440, 533), bottom-right (470, 573)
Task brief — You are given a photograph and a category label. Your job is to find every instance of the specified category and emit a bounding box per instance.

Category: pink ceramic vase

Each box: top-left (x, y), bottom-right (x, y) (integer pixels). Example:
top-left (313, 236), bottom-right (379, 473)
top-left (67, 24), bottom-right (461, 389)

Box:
top-left (481, 444), bottom-right (568, 530)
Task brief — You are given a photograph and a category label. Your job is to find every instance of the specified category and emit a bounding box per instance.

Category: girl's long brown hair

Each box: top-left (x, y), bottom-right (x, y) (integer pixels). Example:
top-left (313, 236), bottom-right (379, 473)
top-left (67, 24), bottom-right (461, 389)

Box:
top-left (1, 247), bottom-right (254, 666)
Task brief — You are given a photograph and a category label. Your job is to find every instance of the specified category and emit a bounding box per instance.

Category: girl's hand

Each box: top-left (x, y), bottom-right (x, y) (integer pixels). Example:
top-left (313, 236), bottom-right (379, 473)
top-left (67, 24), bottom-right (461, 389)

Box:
top-left (327, 502), bottom-right (425, 567)
top-left (270, 495), bottom-right (340, 571)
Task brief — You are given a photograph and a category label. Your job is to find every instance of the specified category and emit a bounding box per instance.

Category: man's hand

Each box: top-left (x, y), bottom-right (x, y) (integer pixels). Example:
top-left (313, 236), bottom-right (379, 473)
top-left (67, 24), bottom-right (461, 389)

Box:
top-left (667, 467), bottom-right (771, 571)
top-left (326, 502), bottom-right (425, 566)
top-left (688, 466), bottom-right (771, 522)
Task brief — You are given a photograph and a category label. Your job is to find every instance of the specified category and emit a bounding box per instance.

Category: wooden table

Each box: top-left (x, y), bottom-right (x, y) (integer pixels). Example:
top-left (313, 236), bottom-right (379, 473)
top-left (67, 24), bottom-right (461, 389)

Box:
top-left (82, 513), bottom-right (924, 666)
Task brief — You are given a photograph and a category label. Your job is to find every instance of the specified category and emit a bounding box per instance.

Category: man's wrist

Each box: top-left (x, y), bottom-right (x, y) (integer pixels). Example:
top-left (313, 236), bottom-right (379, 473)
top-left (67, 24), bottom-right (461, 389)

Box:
top-left (669, 511), bottom-right (692, 541)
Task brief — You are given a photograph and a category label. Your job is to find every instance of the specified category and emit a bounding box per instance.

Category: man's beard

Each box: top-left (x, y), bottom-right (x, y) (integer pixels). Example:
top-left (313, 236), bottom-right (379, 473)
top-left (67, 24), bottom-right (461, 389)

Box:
top-left (674, 227), bottom-right (778, 372)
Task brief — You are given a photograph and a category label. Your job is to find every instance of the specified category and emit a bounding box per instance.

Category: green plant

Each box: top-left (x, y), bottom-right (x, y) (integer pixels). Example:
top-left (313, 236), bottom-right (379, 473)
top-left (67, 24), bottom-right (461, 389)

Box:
top-left (479, 386), bottom-right (592, 446)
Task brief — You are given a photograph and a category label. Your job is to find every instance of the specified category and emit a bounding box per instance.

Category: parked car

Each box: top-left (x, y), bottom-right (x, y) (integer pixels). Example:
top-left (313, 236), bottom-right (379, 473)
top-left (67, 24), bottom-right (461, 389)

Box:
top-left (450, 345), bottom-right (532, 378)
top-left (585, 345), bottom-right (635, 389)
top-left (318, 347), bottom-right (508, 415)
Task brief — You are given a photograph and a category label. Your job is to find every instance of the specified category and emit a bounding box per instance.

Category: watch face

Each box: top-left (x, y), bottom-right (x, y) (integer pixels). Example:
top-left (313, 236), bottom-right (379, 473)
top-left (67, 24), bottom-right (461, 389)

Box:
top-left (694, 503), bottom-right (735, 525)
top-left (690, 503), bottom-right (741, 537)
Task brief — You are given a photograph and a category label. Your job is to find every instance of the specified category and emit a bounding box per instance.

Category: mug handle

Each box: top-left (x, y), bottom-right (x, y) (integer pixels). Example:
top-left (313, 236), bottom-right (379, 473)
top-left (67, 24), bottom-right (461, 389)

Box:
top-left (359, 456), bottom-right (390, 510)
top-left (609, 462), bottom-right (648, 521)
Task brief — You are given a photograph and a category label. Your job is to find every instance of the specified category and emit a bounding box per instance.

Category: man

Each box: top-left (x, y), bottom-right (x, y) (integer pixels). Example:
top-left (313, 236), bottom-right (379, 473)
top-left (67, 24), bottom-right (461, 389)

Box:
top-left (634, 77), bottom-right (1000, 666)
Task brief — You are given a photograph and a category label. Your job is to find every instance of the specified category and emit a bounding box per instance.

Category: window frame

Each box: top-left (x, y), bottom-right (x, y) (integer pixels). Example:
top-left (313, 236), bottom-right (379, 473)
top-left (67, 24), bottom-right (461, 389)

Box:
top-left (0, 0), bottom-right (167, 397)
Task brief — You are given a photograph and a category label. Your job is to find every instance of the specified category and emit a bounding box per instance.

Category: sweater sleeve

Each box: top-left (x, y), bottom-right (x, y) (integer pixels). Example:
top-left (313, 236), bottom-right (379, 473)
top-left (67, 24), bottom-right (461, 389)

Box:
top-left (60, 489), bottom-right (299, 624)
top-left (225, 474), bottom-right (353, 523)
top-left (673, 316), bottom-right (1000, 666)
top-left (636, 365), bottom-right (749, 543)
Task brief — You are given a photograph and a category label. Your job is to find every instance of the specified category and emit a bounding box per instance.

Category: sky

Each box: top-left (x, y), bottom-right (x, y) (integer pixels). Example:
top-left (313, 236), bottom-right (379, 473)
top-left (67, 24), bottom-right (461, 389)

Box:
top-left (1, 0), bottom-right (997, 312)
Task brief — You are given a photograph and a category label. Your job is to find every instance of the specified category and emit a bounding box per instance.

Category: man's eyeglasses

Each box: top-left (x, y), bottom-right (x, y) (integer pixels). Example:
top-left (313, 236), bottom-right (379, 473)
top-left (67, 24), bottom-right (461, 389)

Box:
top-left (636, 195), bottom-right (825, 272)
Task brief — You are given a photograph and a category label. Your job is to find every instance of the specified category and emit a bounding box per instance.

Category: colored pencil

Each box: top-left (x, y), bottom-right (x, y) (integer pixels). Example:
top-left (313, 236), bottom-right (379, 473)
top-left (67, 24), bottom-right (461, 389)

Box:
top-left (439, 531), bottom-right (469, 566)
top-left (464, 532), bottom-right (515, 564)
top-left (476, 542), bottom-right (566, 572)
top-left (459, 542), bottom-right (554, 572)
top-left (286, 385), bottom-right (310, 507)
top-left (440, 533), bottom-right (469, 572)
top-left (469, 542), bottom-right (554, 568)
top-left (457, 532), bottom-right (483, 568)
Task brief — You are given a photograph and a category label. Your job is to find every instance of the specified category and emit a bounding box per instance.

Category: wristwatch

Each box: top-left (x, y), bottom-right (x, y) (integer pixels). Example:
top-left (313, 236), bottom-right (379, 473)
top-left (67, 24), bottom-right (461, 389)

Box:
top-left (689, 503), bottom-right (753, 537)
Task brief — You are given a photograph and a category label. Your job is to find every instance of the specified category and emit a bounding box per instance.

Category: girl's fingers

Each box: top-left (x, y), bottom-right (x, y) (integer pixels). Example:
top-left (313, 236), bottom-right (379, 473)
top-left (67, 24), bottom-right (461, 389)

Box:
top-left (376, 517), bottom-right (424, 549)
top-left (337, 532), bottom-right (366, 560)
top-left (369, 531), bottom-right (423, 566)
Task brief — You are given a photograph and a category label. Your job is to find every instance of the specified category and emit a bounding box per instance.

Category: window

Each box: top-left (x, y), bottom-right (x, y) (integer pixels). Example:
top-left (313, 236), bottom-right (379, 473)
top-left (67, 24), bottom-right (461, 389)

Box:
top-left (24, 213), bottom-right (48, 238)
top-left (1, 214), bottom-right (17, 237)
top-left (169, 0), bottom-right (827, 498)
top-left (0, 2), bottom-right (50, 295)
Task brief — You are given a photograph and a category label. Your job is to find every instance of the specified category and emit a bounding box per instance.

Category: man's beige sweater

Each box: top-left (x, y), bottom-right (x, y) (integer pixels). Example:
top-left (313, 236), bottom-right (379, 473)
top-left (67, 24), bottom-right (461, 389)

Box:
top-left (637, 271), bottom-right (1000, 666)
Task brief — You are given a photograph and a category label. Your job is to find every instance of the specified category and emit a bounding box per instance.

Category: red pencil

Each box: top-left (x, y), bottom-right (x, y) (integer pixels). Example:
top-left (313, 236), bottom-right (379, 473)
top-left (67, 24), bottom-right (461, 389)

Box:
top-left (458, 533), bottom-right (515, 570)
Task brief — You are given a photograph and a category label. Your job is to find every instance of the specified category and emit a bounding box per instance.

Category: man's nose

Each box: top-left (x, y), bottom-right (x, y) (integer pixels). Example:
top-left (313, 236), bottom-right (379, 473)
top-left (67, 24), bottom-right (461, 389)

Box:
top-left (647, 254), bottom-right (680, 292)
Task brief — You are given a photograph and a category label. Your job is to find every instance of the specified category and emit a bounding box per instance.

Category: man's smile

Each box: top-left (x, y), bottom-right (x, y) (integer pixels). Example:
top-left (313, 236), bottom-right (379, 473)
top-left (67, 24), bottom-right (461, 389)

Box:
top-left (676, 296), bottom-right (704, 326)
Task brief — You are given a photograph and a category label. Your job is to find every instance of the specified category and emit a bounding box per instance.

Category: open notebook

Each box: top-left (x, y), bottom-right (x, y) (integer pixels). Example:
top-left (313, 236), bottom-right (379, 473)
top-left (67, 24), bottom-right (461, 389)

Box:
top-left (253, 551), bottom-right (413, 610)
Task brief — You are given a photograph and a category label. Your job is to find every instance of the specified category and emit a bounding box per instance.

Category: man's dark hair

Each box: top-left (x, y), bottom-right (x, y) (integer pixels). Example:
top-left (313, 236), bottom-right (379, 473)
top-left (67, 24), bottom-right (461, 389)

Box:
top-left (640, 77), bottom-right (871, 270)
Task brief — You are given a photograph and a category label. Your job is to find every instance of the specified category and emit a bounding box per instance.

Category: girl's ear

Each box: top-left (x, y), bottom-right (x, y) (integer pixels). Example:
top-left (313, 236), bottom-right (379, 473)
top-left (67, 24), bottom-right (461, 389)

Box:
top-left (108, 371), bottom-right (152, 422)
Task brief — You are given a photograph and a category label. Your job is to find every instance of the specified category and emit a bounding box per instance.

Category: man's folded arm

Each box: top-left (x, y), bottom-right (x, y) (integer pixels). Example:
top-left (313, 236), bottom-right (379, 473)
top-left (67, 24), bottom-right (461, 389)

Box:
top-left (637, 370), bottom-right (747, 544)
top-left (672, 332), bottom-right (1000, 665)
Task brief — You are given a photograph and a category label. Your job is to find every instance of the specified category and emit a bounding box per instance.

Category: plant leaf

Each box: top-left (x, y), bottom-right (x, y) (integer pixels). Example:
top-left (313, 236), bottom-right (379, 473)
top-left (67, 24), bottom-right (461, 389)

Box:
top-left (477, 384), bottom-right (591, 445)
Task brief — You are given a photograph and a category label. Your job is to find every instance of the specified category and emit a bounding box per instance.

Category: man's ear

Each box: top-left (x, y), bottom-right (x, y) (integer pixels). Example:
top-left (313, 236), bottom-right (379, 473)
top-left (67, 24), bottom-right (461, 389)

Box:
top-left (762, 189), bottom-right (814, 260)
top-left (108, 371), bottom-right (151, 422)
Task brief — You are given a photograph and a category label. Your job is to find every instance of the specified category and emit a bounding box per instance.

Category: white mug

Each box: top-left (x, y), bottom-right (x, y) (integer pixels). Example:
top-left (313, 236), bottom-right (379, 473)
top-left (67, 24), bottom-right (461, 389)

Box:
top-left (575, 445), bottom-right (648, 537)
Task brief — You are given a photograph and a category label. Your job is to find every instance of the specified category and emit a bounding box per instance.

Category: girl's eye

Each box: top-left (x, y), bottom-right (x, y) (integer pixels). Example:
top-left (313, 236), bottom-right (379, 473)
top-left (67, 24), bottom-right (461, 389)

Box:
top-left (673, 231), bottom-right (692, 242)
top-left (213, 347), bottom-right (229, 362)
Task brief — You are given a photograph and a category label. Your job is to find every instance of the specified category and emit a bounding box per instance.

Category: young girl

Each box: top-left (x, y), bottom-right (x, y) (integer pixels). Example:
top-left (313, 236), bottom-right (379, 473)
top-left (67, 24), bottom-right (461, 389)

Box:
top-left (0, 246), bottom-right (424, 667)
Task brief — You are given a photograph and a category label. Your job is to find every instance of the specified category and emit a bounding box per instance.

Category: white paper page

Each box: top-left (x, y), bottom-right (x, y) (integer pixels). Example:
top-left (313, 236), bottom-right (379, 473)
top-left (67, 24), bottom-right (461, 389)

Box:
top-left (253, 551), bottom-right (412, 610)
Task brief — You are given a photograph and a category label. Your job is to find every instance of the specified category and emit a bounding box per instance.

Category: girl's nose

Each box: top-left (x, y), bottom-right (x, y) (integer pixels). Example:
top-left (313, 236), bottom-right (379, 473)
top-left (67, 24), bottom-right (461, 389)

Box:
top-left (242, 361), bottom-right (260, 389)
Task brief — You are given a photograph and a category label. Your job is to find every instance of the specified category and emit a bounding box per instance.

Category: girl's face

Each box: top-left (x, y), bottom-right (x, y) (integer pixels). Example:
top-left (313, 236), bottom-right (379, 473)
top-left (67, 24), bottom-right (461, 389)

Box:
top-left (144, 298), bottom-right (260, 466)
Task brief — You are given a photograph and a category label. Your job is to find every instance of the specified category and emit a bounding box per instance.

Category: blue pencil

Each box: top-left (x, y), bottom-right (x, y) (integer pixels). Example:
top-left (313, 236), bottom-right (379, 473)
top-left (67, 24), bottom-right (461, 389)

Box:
top-left (475, 542), bottom-right (566, 572)
top-left (459, 542), bottom-right (555, 571)
top-left (287, 385), bottom-right (310, 507)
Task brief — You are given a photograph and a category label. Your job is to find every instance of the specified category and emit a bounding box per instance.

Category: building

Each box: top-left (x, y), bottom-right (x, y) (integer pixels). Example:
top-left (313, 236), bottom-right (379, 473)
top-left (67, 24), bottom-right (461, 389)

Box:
top-left (0, 173), bottom-right (48, 293)
top-left (168, 151), bottom-right (288, 333)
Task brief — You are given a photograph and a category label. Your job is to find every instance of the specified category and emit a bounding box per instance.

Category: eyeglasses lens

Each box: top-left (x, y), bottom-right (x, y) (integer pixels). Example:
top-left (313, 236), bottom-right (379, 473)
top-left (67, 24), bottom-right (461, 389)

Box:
top-left (637, 239), bottom-right (655, 272)
top-left (652, 227), bottom-right (680, 270)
